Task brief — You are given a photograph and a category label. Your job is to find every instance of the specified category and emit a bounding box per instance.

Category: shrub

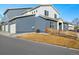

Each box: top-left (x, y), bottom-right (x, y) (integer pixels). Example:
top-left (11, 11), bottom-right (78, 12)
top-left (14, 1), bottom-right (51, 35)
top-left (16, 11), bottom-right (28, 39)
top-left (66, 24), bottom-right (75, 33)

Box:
top-left (35, 29), bottom-right (40, 33)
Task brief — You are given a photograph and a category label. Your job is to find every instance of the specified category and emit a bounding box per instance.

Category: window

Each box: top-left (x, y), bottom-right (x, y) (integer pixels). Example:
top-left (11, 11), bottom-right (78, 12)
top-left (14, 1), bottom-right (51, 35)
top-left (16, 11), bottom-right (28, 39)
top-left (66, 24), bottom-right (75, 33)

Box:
top-left (54, 14), bottom-right (57, 18)
top-left (44, 10), bottom-right (49, 16)
top-left (34, 11), bottom-right (35, 13)
top-left (50, 21), bottom-right (54, 28)
top-left (32, 12), bottom-right (33, 14)
top-left (36, 10), bottom-right (37, 12)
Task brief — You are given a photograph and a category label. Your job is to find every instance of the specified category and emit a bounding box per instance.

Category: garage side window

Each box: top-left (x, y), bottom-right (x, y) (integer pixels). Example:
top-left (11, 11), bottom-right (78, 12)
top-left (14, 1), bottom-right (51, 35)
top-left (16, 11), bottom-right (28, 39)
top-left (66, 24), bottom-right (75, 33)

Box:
top-left (50, 21), bottom-right (54, 28)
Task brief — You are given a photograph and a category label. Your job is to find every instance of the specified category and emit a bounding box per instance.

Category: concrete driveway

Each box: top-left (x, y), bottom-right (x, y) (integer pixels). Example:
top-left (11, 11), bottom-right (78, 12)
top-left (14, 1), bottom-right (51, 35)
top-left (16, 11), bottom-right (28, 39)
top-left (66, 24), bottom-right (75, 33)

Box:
top-left (0, 34), bottom-right (79, 55)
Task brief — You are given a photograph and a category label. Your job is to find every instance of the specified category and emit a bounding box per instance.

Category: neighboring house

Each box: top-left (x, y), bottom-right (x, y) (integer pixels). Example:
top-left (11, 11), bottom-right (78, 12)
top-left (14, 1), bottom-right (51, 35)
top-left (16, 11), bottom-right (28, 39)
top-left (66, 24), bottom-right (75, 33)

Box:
top-left (63, 22), bottom-right (74, 31)
top-left (1, 4), bottom-right (74, 34)
top-left (68, 24), bottom-right (74, 30)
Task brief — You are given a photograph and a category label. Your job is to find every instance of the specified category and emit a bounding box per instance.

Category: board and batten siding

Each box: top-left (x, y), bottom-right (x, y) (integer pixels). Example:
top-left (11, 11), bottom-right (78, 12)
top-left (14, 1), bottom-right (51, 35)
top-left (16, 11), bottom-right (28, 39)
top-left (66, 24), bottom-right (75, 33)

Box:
top-left (24, 5), bottom-right (59, 19)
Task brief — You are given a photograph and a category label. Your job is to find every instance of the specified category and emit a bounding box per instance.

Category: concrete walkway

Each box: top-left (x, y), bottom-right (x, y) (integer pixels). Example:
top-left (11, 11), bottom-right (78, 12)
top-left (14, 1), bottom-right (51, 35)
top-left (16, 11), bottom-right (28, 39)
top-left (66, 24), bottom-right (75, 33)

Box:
top-left (0, 31), bottom-right (47, 37)
top-left (0, 31), bottom-right (11, 36)
top-left (0, 31), bottom-right (30, 37)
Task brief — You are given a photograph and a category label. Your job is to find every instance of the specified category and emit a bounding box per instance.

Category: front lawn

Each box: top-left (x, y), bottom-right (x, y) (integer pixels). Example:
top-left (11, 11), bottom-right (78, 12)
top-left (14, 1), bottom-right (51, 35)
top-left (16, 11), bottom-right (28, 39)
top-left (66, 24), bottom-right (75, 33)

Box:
top-left (16, 33), bottom-right (79, 49)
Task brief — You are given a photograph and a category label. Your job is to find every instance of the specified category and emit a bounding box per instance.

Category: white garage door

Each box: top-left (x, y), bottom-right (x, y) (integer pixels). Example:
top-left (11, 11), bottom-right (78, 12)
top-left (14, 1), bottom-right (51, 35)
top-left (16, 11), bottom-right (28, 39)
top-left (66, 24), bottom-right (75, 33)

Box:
top-left (2, 25), bottom-right (4, 31)
top-left (5, 25), bottom-right (8, 32)
top-left (10, 24), bottom-right (16, 34)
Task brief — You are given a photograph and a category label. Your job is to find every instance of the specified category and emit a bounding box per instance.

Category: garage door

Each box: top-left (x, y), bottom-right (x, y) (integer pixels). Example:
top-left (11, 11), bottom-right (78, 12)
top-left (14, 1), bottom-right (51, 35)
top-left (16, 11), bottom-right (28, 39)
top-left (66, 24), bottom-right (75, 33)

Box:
top-left (10, 24), bottom-right (16, 34)
top-left (2, 25), bottom-right (4, 31)
top-left (5, 25), bottom-right (8, 32)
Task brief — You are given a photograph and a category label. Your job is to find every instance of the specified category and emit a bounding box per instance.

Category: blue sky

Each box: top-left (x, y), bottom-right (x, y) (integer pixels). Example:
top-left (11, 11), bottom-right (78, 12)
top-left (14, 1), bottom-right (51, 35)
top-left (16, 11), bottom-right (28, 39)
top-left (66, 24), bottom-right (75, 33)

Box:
top-left (0, 4), bottom-right (79, 22)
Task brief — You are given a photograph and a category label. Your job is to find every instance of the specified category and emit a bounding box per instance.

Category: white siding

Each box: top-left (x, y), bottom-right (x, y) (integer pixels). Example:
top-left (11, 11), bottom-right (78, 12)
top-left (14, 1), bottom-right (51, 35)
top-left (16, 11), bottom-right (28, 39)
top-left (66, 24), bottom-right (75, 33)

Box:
top-left (5, 25), bottom-right (8, 32)
top-left (2, 25), bottom-right (5, 31)
top-left (10, 24), bottom-right (16, 34)
top-left (25, 12), bottom-right (32, 15)
top-left (24, 5), bottom-right (59, 18)
top-left (68, 24), bottom-right (74, 30)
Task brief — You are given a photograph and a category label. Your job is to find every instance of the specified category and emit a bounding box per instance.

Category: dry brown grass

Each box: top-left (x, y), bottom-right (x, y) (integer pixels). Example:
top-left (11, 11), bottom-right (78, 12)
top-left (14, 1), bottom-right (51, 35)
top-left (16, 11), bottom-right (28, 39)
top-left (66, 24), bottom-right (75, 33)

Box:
top-left (17, 33), bottom-right (79, 49)
top-left (45, 28), bottom-right (77, 39)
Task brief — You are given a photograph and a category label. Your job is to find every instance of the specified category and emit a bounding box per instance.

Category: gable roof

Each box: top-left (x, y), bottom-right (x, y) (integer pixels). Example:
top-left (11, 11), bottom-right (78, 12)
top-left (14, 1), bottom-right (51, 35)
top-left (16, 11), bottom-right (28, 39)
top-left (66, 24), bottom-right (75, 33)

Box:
top-left (3, 4), bottom-right (59, 15)
top-left (22, 4), bottom-right (60, 14)
top-left (3, 8), bottom-right (32, 15)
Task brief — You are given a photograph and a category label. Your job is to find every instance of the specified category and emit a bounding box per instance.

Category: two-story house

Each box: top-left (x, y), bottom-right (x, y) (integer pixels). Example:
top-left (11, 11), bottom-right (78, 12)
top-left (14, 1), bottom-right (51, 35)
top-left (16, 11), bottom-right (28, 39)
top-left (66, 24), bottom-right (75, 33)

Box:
top-left (1, 4), bottom-right (74, 34)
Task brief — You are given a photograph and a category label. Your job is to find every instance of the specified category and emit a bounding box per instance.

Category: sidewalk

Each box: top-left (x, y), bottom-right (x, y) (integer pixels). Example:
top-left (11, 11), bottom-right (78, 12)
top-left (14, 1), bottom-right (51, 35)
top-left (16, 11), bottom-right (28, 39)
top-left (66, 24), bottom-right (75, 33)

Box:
top-left (0, 31), bottom-right (37, 37)
top-left (0, 31), bottom-right (11, 37)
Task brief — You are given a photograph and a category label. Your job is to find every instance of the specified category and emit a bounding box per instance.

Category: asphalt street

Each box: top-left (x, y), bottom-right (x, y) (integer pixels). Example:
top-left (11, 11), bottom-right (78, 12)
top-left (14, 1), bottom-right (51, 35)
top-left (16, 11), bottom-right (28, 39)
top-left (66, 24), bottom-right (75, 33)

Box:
top-left (0, 34), bottom-right (79, 55)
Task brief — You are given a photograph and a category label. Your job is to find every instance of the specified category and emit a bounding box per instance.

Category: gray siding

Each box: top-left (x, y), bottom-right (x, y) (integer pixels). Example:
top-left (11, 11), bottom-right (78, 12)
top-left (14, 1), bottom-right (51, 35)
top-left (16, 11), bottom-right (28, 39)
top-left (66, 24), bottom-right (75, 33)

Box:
top-left (16, 16), bottom-right (36, 33)
top-left (50, 21), bottom-right (57, 29)
top-left (35, 17), bottom-right (50, 32)
top-left (54, 21), bottom-right (57, 29)
top-left (8, 15), bottom-right (53, 33)
top-left (4, 9), bottom-right (30, 21)
top-left (16, 16), bottom-right (50, 33)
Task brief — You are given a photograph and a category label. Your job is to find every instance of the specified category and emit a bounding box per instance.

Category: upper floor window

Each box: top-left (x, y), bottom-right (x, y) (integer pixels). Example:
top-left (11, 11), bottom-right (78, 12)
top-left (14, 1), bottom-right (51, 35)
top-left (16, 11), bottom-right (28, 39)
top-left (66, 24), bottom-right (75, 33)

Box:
top-left (36, 10), bottom-right (37, 12)
top-left (34, 11), bottom-right (35, 13)
top-left (44, 10), bottom-right (49, 16)
top-left (54, 14), bottom-right (57, 18)
top-left (32, 12), bottom-right (33, 14)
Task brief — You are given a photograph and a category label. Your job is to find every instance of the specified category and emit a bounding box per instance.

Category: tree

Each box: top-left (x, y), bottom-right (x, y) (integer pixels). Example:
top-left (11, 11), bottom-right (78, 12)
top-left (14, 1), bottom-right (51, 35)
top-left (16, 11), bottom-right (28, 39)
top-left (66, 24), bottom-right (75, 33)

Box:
top-left (72, 18), bottom-right (79, 30)
top-left (72, 18), bottom-right (79, 26)
top-left (74, 26), bottom-right (79, 29)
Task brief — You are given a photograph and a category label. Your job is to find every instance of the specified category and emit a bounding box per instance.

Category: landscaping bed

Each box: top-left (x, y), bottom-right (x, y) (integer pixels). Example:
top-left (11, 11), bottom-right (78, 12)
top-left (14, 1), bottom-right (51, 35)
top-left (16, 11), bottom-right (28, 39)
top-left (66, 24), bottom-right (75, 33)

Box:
top-left (16, 33), bottom-right (79, 49)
